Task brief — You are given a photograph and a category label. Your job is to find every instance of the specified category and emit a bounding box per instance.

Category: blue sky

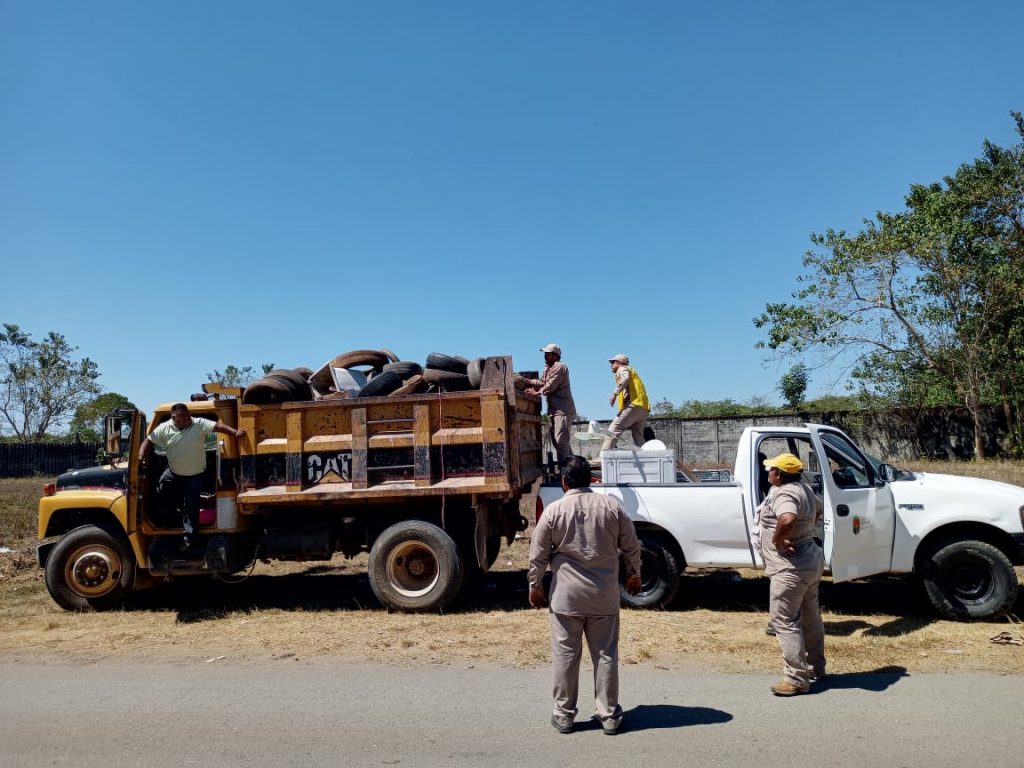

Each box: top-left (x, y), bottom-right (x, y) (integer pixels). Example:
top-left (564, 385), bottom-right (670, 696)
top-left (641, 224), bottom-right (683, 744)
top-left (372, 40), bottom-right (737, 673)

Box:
top-left (3, 1), bottom-right (1022, 426)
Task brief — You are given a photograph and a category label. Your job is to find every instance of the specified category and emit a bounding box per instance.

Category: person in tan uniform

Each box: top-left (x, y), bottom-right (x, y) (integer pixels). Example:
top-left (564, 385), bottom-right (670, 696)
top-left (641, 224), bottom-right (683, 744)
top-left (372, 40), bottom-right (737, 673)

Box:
top-left (601, 354), bottom-right (650, 451)
top-left (524, 343), bottom-right (577, 463)
top-left (756, 452), bottom-right (826, 696)
top-left (528, 455), bottom-right (642, 735)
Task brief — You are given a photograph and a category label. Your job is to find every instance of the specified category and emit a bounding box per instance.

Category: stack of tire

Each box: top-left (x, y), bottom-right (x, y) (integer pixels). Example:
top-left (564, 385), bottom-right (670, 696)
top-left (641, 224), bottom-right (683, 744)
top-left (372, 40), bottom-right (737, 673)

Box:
top-left (358, 352), bottom-right (486, 399)
top-left (240, 368), bottom-right (314, 405)
top-left (239, 350), bottom-right (489, 405)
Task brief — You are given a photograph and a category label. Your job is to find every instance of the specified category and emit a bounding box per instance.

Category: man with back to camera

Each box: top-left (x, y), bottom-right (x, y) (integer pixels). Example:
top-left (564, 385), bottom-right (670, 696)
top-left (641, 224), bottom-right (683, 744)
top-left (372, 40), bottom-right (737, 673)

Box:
top-left (138, 403), bottom-right (245, 548)
top-left (528, 455), bottom-right (642, 735)
top-left (524, 343), bottom-right (577, 464)
top-left (601, 354), bottom-right (650, 451)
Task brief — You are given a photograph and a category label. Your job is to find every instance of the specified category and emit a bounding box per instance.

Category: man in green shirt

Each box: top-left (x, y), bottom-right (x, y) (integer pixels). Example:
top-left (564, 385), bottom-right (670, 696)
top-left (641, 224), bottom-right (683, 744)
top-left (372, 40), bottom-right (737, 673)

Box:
top-left (139, 403), bottom-right (245, 547)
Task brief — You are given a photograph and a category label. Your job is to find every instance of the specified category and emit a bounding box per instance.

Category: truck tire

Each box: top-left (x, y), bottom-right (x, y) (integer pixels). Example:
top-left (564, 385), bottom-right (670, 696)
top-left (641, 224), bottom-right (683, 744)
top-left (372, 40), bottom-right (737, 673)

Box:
top-left (918, 539), bottom-right (1018, 620)
top-left (382, 361), bottom-right (423, 379)
top-left (369, 521), bottom-right (464, 612)
top-left (44, 525), bottom-right (137, 611)
top-left (620, 534), bottom-right (680, 609)
top-left (356, 371), bottom-right (403, 398)
top-left (422, 368), bottom-right (472, 391)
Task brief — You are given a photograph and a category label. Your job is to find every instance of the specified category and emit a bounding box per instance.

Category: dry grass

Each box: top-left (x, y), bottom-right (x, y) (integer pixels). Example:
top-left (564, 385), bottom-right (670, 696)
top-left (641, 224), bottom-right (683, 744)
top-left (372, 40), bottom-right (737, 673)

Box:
top-left (2, 467), bottom-right (1024, 674)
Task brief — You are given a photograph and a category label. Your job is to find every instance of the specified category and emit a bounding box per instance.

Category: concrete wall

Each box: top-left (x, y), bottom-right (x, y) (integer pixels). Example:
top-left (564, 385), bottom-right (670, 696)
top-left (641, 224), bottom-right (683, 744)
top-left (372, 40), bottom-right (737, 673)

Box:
top-left (558, 405), bottom-right (1010, 468)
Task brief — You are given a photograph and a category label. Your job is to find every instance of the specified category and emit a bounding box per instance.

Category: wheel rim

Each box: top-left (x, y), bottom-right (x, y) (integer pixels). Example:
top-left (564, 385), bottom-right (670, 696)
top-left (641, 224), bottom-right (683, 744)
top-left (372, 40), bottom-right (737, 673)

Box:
top-left (385, 541), bottom-right (440, 598)
top-left (64, 543), bottom-right (122, 599)
top-left (945, 556), bottom-right (993, 604)
top-left (623, 549), bottom-right (662, 595)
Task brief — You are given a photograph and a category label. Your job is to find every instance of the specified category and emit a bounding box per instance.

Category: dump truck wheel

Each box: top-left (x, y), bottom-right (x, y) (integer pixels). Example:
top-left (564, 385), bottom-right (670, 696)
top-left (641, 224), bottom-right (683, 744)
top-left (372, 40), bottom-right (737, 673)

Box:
top-left (369, 521), bottom-right (464, 612)
top-left (919, 539), bottom-right (1018, 620)
top-left (619, 534), bottom-right (680, 609)
top-left (44, 525), bottom-right (136, 611)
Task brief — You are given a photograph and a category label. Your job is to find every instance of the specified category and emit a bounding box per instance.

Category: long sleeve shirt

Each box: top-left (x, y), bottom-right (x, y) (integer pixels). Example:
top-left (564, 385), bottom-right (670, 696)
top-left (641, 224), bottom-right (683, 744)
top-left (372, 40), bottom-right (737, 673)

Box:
top-left (528, 488), bottom-right (642, 616)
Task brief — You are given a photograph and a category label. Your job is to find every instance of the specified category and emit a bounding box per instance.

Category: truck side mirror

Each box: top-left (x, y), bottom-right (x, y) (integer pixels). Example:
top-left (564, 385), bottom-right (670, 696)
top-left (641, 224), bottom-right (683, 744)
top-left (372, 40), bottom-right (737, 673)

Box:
top-left (877, 463), bottom-right (897, 484)
top-left (104, 416), bottom-right (122, 459)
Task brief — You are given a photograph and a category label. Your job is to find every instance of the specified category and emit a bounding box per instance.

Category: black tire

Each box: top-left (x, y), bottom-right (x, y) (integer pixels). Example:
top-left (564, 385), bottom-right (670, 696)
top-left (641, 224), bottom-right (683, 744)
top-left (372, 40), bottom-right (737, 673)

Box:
top-left (368, 521), bottom-right (464, 611)
top-left (425, 353), bottom-right (468, 374)
top-left (392, 374), bottom-right (428, 396)
top-left (356, 371), bottom-right (404, 398)
top-left (467, 358), bottom-right (485, 389)
top-left (383, 361), bottom-right (423, 378)
top-left (620, 533), bottom-right (681, 609)
top-left (242, 375), bottom-right (293, 404)
top-left (422, 368), bottom-right (472, 391)
top-left (265, 370), bottom-right (313, 401)
top-left (44, 525), bottom-right (137, 611)
top-left (918, 539), bottom-right (1018, 620)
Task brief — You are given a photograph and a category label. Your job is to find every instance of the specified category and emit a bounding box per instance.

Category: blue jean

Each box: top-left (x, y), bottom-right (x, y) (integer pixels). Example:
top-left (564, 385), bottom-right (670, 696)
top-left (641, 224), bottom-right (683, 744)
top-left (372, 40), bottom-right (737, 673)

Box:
top-left (157, 468), bottom-right (205, 535)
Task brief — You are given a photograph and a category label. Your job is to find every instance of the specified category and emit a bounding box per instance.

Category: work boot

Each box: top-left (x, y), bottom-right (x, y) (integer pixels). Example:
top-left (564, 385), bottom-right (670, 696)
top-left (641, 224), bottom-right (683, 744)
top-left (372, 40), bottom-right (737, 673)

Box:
top-left (770, 681), bottom-right (808, 697)
top-left (550, 715), bottom-right (573, 734)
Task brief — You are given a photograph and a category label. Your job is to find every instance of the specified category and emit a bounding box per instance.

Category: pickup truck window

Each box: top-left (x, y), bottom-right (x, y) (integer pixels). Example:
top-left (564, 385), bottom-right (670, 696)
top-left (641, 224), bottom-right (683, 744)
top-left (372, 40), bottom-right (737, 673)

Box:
top-left (820, 432), bottom-right (872, 488)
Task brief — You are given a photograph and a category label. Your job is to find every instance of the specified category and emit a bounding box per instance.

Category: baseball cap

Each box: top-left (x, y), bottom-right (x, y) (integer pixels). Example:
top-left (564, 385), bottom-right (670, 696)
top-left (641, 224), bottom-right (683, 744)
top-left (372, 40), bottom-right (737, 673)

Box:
top-left (541, 343), bottom-right (561, 354)
top-left (608, 354), bottom-right (629, 365)
top-left (763, 453), bottom-right (804, 473)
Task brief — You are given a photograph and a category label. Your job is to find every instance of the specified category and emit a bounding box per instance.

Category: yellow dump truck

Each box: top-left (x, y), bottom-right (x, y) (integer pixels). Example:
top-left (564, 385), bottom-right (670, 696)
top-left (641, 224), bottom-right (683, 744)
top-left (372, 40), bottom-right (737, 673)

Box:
top-left (36, 356), bottom-right (542, 612)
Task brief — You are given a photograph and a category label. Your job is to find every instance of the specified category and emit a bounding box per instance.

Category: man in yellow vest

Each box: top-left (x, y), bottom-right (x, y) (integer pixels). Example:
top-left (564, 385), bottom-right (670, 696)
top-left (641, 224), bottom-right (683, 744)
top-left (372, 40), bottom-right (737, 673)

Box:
top-left (601, 354), bottom-right (650, 451)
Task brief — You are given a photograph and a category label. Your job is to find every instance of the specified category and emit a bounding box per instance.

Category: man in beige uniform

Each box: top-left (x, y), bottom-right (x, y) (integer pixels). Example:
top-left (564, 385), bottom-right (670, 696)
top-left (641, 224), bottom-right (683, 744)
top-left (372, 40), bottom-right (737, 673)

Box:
top-left (524, 343), bottom-right (576, 464)
top-left (756, 452), bottom-right (826, 696)
top-left (528, 455), bottom-right (642, 734)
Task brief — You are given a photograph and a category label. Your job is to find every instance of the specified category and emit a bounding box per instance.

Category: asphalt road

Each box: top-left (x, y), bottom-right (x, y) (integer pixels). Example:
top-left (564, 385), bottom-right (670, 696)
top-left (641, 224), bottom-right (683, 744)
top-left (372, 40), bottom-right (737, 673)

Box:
top-left (0, 661), bottom-right (1020, 768)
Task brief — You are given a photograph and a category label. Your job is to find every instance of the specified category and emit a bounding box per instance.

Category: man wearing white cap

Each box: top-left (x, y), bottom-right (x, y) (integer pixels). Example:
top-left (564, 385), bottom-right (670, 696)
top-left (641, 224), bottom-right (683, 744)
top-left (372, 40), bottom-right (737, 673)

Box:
top-left (524, 343), bottom-right (577, 463)
top-left (601, 354), bottom-right (650, 451)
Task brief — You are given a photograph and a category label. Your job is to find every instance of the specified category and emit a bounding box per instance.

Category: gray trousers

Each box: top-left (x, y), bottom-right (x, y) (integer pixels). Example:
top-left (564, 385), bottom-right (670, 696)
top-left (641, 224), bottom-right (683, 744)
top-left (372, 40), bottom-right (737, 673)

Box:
top-left (769, 564), bottom-right (826, 688)
top-left (601, 406), bottom-right (649, 450)
top-left (549, 413), bottom-right (574, 463)
top-left (548, 611), bottom-right (623, 728)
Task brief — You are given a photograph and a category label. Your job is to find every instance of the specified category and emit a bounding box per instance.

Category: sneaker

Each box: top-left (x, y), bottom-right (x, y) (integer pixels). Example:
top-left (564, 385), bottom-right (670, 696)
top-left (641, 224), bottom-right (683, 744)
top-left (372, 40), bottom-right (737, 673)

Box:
top-left (550, 715), bottom-right (573, 734)
top-left (765, 623), bottom-right (776, 636)
top-left (601, 719), bottom-right (622, 736)
top-left (770, 681), bottom-right (808, 697)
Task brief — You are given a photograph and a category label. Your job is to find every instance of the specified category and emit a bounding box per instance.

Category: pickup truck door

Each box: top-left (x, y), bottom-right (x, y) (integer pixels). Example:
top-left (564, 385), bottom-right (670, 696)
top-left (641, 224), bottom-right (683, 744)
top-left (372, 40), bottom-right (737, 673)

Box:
top-left (809, 426), bottom-right (896, 582)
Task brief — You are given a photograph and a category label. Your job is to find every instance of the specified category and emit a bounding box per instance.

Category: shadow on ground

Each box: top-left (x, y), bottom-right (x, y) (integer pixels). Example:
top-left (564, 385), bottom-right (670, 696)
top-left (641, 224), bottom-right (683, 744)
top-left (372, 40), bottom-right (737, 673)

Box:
top-left (125, 565), bottom-right (1020, 628)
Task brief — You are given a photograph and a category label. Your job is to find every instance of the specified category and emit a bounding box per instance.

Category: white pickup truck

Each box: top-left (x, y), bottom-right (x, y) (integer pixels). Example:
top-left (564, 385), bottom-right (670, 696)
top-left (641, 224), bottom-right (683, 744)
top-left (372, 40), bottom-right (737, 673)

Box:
top-left (537, 424), bottom-right (1024, 620)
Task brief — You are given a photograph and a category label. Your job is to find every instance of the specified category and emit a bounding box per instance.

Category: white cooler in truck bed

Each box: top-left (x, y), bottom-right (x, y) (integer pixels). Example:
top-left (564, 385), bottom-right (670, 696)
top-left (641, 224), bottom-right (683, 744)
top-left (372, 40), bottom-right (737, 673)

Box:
top-left (600, 449), bottom-right (677, 484)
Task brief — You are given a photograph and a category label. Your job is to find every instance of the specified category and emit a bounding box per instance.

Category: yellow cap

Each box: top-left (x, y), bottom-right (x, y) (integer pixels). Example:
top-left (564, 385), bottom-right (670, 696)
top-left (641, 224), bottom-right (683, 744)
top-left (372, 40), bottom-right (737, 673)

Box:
top-left (763, 453), bottom-right (803, 473)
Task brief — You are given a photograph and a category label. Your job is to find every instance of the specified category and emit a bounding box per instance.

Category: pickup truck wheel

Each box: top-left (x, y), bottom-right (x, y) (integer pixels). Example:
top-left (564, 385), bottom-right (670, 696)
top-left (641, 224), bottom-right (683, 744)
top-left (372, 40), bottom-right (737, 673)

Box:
top-left (369, 521), bottom-right (464, 612)
top-left (620, 535), bottom-right (680, 609)
top-left (919, 539), bottom-right (1018, 620)
top-left (44, 525), bottom-right (136, 612)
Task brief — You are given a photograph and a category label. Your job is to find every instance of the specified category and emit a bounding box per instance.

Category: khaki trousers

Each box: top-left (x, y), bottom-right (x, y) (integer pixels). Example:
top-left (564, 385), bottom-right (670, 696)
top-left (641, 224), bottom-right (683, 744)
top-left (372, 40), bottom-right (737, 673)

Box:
top-left (548, 611), bottom-right (623, 728)
top-left (601, 406), bottom-right (649, 451)
top-left (549, 413), bottom-right (574, 463)
top-left (769, 563), bottom-right (826, 689)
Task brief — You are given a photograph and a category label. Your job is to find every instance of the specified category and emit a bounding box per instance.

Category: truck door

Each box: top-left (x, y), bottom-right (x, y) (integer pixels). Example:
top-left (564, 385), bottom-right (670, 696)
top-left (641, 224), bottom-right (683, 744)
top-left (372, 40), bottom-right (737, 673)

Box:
top-left (125, 409), bottom-right (146, 534)
top-left (809, 426), bottom-right (896, 581)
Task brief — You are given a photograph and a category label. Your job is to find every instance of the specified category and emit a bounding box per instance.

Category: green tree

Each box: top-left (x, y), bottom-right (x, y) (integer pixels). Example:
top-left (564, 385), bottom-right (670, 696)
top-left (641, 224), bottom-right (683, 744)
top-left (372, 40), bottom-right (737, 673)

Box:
top-left (755, 112), bottom-right (1024, 458)
top-left (206, 363), bottom-right (275, 388)
top-left (68, 392), bottom-right (136, 442)
top-left (778, 364), bottom-right (809, 409)
top-left (0, 324), bottom-right (102, 440)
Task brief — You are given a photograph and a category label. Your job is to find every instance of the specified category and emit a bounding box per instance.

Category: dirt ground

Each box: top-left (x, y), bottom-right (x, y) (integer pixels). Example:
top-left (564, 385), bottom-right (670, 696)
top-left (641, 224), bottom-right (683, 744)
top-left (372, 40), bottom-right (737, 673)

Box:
top-left (2, 531), bottom-right (1023, 674)
top-left (3, 466), bottom-right (1024, 674)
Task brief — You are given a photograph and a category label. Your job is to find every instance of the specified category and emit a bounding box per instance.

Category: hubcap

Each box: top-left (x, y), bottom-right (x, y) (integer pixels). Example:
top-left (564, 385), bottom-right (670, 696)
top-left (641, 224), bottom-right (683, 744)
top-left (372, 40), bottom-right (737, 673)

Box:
top-left (947, 558), bottom-right (992, 603)
top-left (386, 541), bottom-right (440, 598)
top-left (65, 545), bottom-right (121, 598)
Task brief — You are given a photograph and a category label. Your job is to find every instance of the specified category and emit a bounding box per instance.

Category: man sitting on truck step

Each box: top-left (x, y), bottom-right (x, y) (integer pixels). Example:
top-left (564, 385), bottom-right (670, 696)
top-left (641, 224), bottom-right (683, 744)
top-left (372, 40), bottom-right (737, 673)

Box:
top-left (138, 403), bottom-right (245, 549)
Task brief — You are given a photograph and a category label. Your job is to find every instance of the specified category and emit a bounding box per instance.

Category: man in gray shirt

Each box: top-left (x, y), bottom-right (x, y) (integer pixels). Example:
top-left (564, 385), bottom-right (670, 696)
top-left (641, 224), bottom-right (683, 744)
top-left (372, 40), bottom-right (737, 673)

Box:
top-left (524, 343), bottom-right (577, 464)
top-left (528, 455), bottom-right (642, 735)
